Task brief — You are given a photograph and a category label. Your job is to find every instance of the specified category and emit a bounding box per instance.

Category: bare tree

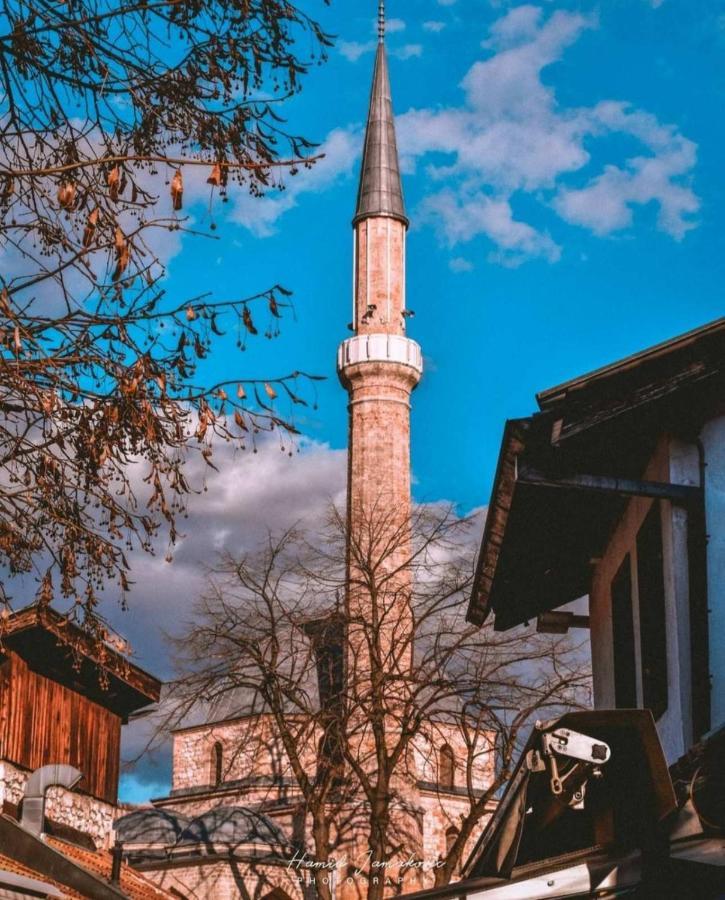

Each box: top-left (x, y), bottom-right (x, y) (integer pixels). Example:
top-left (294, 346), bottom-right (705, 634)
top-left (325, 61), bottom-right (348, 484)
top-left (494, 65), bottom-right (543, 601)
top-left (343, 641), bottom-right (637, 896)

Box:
top-left (0, 0), bottom-right (332, 617)
top-left (165, 503), bottom-right (590, 900)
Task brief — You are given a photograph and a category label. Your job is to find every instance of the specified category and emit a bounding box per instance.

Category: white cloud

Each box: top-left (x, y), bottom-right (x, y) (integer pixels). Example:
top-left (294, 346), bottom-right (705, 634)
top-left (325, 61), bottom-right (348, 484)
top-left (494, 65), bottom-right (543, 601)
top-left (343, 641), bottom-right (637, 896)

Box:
top-left (449, 256), bottom-right (474, 273)
top-left (393, 43), bottom-right (423, 60)
top-left (107, 437), bottom-right (347, 677)
top-left (396, 6), bottom-right (698, 265)
top-left (423, 21), bottom-right (446, 33)
top-left (341, 26), bottom-right (419, 63)
top-left (103, 434), bottom-right (346, 797)
top-left (339, 39), bottom-right (376, 62)
top-left (377, 17), bottom-right (406, 34)
top-left (229, 128), bottom-right (360, 237)
top-left (422, 189), bottom-right (561, 266)
top-left (482, 4), bottom-right (543, 49)
top-left (555, 103), bottom-right (698, 239)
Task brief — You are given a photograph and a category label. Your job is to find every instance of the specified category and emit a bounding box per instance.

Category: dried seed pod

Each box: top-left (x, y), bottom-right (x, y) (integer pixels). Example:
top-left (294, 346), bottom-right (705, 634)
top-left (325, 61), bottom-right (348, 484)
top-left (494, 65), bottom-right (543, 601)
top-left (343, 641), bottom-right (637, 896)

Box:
top-left (207, 162), bottom-right (228, 188)
top-left (207, 163), bottom-right (222, 187)
top-left (107, 165), bottom-right (121, 201)
top-left (112, 226), bottom-right (129, 281)
top-left (57, 181), bottom-right (76, 210)
top-left (170, 169), bottom-right (183, 211)
top-left (82, 208), bottom-right (99, 248)
top-left (242, 307), bottom-right (257, 335)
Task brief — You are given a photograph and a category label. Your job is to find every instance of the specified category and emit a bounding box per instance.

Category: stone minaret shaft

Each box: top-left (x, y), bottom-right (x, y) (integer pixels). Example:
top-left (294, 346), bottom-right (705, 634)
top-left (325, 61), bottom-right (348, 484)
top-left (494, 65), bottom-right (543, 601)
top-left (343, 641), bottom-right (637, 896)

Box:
top-left (338, 31), bottom-right (422, 678)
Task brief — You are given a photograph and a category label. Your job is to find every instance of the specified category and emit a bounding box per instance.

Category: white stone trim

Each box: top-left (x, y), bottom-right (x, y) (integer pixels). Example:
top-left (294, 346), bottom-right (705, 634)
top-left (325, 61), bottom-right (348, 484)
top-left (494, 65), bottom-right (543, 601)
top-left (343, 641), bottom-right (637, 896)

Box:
top-left (348, 396), bottom-right (412, 409)
top-left (337, 334), bottom-right (423, 376)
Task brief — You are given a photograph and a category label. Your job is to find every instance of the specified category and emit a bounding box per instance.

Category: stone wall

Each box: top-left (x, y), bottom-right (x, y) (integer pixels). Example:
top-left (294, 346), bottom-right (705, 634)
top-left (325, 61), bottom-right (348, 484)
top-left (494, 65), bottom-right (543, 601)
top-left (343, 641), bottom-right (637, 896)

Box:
top-left (172, 713), bottom-right (318, 794)
top-left (353, 217), bottom-right (407, 336)
top-left (0, 759), bottom-right (117, 849)
top-left (143, 859), bottom-right (305, 900)
top-left (158, 713), bottom-right (495, 896)
top-left (413, 722), bottom-right (494, 791)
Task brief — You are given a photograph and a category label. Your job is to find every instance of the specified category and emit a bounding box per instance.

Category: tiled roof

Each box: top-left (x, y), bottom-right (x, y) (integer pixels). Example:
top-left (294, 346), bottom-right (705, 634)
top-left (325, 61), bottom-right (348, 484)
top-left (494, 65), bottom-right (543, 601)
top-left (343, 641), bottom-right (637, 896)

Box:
top-left (46, 838), bottom-right (174, 900)
top-left (0, 852), bottom-right (84, 899)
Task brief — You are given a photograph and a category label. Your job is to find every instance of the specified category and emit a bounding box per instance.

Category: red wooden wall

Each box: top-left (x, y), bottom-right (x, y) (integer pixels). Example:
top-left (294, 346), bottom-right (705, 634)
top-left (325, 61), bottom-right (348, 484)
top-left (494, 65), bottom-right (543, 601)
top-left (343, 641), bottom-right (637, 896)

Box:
top-left (0, 653), bottom-right (121, 803)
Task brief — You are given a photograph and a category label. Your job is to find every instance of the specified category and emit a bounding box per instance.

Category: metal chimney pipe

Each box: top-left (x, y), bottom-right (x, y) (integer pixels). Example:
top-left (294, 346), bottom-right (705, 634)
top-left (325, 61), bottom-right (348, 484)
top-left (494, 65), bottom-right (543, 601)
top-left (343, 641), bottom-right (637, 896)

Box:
top-left (110, 841), bottom-right (123, 885)
top-left (20, 764), bottom-right (83, 837)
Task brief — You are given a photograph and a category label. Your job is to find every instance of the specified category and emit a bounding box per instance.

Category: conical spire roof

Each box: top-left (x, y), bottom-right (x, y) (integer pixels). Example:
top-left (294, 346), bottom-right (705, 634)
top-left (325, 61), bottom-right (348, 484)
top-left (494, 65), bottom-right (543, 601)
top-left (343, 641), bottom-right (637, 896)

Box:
top-left (353, 38), bottom-right (407, 226)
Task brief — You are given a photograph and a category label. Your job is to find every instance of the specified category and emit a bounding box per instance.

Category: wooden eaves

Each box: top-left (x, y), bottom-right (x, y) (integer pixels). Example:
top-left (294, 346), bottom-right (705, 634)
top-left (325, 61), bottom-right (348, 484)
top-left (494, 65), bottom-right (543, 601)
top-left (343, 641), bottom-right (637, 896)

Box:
top-left (0, 604), bottom-right (161, 718)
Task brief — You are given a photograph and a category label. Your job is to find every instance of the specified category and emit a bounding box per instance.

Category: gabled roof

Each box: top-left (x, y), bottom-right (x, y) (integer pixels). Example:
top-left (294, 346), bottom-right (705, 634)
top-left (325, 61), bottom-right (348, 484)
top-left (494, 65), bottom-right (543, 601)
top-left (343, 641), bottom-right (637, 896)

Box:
top-left (0, 855), bottom-right (68, 899)
top-left (468, 317), bottom-right (725, 629)
top-left (0, 604), bottom-right (160, 718)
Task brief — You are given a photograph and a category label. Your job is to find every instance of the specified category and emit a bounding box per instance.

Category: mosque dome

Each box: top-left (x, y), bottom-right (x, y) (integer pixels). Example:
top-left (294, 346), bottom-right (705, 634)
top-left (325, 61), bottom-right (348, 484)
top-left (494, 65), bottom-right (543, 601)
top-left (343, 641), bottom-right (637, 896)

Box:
top-left (114, 808), bottom-right (191, 846)
top-left (177, 806), bottom-right (288, 847)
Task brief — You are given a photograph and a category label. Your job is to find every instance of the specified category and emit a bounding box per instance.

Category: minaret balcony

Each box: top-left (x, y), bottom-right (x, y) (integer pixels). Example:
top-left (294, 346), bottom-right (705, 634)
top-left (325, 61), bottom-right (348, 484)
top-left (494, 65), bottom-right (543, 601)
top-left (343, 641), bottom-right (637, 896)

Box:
top-left (337, 334), bottom-right (423, 378)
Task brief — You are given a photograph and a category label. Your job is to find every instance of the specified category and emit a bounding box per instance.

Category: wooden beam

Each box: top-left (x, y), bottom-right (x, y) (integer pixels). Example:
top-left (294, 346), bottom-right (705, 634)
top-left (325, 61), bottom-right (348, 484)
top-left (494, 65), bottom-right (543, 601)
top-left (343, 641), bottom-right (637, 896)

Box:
top-left (517, 465), bottom-right (702, 505)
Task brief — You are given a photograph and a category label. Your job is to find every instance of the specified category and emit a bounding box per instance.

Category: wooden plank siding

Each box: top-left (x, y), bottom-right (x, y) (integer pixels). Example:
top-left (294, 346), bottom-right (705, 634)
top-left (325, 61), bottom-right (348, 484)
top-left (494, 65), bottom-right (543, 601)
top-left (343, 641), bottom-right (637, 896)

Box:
top-left (0, 652), bottom-right (121, 803)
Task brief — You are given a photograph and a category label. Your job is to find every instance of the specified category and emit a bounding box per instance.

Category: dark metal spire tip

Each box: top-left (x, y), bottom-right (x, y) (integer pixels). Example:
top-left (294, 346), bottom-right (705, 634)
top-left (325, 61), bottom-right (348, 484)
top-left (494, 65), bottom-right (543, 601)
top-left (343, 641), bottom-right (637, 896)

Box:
top-left (353, 12), bottom-right (407, 227)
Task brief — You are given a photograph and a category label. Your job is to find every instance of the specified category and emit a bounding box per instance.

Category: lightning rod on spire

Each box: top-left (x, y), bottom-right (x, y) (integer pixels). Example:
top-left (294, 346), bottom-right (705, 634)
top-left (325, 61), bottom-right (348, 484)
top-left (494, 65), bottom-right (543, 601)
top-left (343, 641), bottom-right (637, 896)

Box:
top-left (378, 0), bottom-right (385, 42)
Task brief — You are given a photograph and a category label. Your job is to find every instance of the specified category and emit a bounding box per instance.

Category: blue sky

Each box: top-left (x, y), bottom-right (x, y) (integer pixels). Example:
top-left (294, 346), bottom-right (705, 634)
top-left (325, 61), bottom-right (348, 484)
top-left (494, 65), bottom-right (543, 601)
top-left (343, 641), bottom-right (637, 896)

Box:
top-left (117, 0), bottom-right (725, 800)
top-left (162, 0), bottom-right (724, 509)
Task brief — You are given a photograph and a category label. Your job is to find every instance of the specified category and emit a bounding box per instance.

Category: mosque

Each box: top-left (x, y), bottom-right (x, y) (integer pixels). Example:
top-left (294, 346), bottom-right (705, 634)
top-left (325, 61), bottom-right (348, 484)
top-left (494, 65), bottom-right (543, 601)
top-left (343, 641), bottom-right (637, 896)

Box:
top-left (114, 6), bottom-right (495, 898)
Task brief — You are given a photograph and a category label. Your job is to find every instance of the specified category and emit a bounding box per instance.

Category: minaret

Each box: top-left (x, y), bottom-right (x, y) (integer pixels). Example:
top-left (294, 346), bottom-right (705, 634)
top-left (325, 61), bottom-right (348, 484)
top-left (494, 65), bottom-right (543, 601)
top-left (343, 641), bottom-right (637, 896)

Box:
top-left (337, 1), bottom-right (422, 674)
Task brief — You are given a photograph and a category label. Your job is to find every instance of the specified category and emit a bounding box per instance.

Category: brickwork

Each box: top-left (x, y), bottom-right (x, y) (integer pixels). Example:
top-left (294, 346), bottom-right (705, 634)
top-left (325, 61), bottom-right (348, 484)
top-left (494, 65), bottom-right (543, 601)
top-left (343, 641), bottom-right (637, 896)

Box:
top-left (353, 218), bottom-right (407, 335)
top-left (343, 360), bottom-right (418, 515)
top-left (147, 860), bottom-right (304, 900)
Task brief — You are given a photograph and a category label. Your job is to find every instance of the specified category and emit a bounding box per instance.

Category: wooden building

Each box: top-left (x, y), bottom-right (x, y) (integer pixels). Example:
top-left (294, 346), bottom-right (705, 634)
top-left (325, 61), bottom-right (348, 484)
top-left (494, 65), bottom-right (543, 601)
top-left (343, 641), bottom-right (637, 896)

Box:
top-left (0, 603), bottom-right (160, 847)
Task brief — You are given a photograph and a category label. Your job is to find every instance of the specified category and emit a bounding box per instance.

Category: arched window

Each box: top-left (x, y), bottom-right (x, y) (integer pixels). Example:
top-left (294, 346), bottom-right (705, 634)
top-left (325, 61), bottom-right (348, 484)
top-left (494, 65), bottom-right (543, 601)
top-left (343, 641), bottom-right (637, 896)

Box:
top-left (445, 825), bottom-right (459, 856)
top-left (439, 744), bottom-right (455, 789)
top-left (212, 741), bottom-right (223, 787)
